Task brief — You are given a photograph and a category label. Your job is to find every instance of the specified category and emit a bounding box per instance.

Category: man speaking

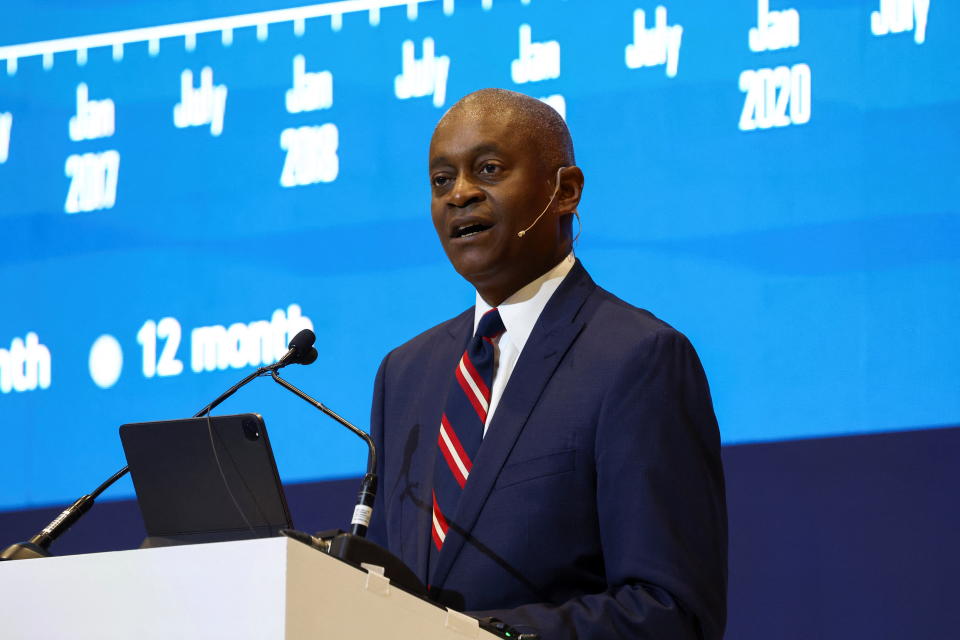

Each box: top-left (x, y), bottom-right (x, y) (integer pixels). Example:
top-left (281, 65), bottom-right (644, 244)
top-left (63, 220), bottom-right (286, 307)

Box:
top-left (367, 89), bottom-right (727, 639)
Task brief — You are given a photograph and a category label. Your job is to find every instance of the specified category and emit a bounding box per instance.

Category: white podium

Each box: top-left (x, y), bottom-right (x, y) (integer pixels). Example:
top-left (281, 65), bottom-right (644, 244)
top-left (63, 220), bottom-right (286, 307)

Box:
top-left (0, 537), bottom-right (498, 639)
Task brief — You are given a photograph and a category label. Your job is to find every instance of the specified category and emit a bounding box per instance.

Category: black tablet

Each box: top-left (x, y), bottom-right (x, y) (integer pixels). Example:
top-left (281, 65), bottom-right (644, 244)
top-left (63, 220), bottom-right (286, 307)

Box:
top-left (119, 413), bottom-right (293, 547)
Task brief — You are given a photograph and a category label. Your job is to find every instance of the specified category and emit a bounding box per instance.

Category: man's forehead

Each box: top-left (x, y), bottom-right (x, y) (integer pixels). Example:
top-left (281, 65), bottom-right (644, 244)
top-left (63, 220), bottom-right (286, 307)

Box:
top-left (434, 105), bottom-right (518, 138)
top-left (430, 107), bottom-right (526, 157)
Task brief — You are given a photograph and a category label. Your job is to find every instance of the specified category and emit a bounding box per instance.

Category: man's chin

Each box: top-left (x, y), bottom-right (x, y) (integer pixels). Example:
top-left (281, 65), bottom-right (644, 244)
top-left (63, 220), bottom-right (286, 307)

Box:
top-left (451, 259), bottom-right (497, 285)
top-left (444, 241), bottom-right (497, 274)
top-left (447, 253), bottom-right (502, 287)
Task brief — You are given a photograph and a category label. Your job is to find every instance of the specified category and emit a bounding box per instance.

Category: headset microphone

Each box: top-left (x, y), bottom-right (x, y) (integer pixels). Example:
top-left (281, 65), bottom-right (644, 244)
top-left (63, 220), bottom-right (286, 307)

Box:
top-left (517, 166), bottom-right (565, 238)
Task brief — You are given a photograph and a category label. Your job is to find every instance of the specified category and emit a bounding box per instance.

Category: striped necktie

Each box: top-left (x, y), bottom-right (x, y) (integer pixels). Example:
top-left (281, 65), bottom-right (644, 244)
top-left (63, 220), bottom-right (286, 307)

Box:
top-left (431, 308), bottom-right (505, 557)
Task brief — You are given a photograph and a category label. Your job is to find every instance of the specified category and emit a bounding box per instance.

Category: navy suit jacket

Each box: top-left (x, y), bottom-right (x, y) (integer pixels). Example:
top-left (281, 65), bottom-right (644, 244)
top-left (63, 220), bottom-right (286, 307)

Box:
top-left (368, 262), bottom-right (727, 639)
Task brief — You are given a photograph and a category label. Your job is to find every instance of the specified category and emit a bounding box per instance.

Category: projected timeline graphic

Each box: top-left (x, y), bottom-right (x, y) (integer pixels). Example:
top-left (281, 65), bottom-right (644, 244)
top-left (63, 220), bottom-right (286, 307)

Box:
top-left (0, 0), bottom-right (957, 511)
top-left (0, 0), bottom-right (935, 200)
top-left (4, 0), bottom-right (812, 393)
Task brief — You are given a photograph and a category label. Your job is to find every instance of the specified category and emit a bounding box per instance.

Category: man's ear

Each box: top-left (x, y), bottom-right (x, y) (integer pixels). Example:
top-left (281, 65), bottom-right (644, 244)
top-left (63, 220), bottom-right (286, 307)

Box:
top-left (557, 166), bottom-right (584, 215)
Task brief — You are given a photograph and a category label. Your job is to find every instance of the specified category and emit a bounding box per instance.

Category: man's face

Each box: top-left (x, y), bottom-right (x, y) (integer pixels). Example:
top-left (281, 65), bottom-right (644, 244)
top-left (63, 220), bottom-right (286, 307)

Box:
top-left (429, 109), bottom-right (565, 304)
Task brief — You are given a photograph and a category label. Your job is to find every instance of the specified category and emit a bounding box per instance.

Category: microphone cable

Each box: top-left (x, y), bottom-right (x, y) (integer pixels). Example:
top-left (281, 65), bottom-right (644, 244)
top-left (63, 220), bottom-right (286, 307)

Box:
top-left (205, 410), bottom-right (258, 539)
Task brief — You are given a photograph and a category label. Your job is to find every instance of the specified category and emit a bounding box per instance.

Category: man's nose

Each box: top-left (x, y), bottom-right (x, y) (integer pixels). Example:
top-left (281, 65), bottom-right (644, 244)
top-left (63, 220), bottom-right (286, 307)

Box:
top-left (448, 173), bottom-right (485, 208)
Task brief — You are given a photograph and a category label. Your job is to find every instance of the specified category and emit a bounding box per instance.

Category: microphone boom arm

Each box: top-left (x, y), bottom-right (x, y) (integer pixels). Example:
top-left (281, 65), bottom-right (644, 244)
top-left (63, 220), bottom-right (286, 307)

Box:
top-left (0, 330), bottom-right (319, 561)
top-left (268, 370), bottom-right (375, 475)
top-left (268, 369), bottom-right (378, 538)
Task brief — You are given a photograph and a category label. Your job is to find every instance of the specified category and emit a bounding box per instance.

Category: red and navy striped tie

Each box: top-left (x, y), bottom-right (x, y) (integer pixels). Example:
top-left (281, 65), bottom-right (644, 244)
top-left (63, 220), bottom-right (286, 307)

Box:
top-left (431, 308), bottom-right (505, 557)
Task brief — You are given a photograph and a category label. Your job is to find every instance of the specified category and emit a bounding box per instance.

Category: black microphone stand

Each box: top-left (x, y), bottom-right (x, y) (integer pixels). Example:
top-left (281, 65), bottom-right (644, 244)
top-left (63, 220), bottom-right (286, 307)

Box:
top-left (269, 369), bottom-right (426, 596)
top-left (0, 334), bottom-right (311, 562)
top-left (269, 369), bottom-right (376, 536)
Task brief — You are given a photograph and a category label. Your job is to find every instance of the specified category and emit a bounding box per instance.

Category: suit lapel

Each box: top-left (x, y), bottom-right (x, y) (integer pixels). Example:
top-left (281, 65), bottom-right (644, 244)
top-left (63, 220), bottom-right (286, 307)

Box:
top-left (410, 310), bottom-right (472, 584)
top-left (429, 262), bottom-right (595, 588)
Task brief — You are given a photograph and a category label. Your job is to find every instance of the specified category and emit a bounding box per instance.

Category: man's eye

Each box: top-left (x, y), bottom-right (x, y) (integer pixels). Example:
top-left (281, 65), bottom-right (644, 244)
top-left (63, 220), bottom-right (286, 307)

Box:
top-left (479, 163), bottom-right (499, 175)
top-left (432, 175), bottom-right (450, 187)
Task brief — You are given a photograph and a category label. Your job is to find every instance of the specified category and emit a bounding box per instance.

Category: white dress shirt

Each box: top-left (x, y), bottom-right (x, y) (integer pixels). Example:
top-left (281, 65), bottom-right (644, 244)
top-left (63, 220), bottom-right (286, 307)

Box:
top-left (474, 252), bottom-right (576, 434)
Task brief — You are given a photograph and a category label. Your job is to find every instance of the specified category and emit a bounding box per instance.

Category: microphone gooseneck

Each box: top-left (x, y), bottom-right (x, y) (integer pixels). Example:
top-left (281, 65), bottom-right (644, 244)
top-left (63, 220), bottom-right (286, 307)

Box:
top-left (0, 328), bottom-right (319, 561)
top-left (263, 370), bottom-right (418, 594)
top-left (268, 369), bottom-right (378, 538)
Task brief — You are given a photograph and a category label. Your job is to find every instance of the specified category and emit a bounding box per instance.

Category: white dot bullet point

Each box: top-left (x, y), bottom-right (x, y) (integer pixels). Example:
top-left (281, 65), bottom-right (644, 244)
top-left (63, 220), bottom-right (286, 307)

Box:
top-left (89, 334), bottom-right (123, 389)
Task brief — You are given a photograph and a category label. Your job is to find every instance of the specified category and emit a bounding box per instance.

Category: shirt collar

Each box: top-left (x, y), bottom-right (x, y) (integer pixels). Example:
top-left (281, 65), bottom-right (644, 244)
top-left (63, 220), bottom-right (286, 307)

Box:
top-left (474, 252), bottom-right (575, 352)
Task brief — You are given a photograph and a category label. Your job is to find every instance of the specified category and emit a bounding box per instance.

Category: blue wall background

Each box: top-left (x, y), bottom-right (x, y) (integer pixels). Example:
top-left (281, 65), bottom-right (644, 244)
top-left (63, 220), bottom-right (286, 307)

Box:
top-left (2, 0), bottom-right (956, 512)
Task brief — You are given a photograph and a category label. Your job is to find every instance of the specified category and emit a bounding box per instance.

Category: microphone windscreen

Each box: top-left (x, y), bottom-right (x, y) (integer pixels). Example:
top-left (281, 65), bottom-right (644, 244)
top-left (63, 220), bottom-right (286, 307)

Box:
top-left (288, 329), bottom-right (317, 352)
top-left (299, 347), bottom-right (319, 366)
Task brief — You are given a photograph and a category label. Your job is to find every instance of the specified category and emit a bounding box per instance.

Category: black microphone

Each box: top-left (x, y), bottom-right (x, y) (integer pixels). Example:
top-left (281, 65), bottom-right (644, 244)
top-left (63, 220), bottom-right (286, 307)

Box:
top-left (0, 329), bottom-right (318, 561)
top-left (193, 328), bottom-right (315, 418)
top-left (270, 329), bottom-right (317, 370)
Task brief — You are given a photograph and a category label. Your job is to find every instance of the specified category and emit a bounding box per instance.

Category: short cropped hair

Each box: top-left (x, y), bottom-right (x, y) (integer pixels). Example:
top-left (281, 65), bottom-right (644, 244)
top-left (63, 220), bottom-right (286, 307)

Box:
top-left (438, 88), bottom-right (575, 170)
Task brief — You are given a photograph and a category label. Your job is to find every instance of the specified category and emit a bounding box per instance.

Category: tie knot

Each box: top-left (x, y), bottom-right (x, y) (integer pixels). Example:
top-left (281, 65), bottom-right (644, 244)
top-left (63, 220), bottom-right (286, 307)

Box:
top-left (476, 308), bottom-right (506, 341)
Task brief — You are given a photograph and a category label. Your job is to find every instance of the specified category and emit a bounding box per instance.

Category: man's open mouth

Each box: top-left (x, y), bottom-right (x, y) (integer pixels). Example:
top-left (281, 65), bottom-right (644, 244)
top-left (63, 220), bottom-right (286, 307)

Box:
top-left (451, 222), bottom-right (494, 239)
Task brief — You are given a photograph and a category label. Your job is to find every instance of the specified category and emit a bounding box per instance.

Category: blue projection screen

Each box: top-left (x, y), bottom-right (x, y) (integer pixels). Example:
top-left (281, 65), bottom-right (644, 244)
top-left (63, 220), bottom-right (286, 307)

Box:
top-left (1, 0), bottom-right (958, 512)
